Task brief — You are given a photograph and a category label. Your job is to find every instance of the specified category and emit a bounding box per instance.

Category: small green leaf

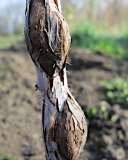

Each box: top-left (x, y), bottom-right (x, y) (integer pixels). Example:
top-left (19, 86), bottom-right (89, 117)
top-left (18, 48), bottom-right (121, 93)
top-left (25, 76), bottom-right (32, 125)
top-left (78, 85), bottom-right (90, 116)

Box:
top-left (107, 91), bottom-right (114, 98)
top-left (91, 107), bottom-right (99, 115)
top-left (111, 114), bottom-right (119, 123)
top-left (0, 153), bottom-right (15, 160)
top-left (103, 112), bottom-right (109, 120)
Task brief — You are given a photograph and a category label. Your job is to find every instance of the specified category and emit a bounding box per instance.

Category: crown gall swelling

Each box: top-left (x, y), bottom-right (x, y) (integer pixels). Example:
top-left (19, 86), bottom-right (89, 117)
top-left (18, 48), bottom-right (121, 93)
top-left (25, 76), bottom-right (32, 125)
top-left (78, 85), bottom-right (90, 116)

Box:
top-left (26, 0), bottom-right (71, 76)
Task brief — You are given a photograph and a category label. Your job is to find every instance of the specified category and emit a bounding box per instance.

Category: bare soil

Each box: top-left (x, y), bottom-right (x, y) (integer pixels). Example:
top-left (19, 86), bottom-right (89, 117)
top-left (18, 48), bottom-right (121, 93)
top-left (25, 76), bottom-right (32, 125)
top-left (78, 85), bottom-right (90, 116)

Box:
top-left (0, 42), bottom-right (128, 160)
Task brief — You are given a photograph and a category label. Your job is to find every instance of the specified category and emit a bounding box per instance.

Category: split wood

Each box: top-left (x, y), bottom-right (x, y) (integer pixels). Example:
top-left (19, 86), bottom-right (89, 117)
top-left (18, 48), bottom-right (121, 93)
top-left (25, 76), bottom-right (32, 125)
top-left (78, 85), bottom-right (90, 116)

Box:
top-left (24, 0), bottom-right (87, 159)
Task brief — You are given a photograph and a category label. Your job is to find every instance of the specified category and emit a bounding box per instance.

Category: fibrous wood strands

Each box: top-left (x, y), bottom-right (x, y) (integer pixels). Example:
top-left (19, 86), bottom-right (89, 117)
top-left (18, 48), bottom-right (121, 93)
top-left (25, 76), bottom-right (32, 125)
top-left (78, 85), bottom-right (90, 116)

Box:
top-left (24, 0), bottom-right (87, 160)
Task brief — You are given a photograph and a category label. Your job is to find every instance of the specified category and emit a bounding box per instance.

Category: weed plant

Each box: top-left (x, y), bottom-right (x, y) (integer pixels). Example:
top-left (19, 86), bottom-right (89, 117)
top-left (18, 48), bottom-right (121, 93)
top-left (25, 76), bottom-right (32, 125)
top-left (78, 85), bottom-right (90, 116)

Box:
top-left (84, 101), bottom-right (119, 123)
top-left (0, 153), bottom-right (15, 160)
top-left (99, 77), bottom-right (128, 104)
top-left (71, 21), bottom-right (128, 58)
top-left (0, 34), bottom-right (24, 50)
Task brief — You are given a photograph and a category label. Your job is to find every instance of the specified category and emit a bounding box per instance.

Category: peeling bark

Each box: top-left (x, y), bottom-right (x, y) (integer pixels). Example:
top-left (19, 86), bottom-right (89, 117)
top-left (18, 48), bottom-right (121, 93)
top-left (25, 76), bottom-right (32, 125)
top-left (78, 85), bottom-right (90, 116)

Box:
top-left (24, 0), bottom-right (87, 160)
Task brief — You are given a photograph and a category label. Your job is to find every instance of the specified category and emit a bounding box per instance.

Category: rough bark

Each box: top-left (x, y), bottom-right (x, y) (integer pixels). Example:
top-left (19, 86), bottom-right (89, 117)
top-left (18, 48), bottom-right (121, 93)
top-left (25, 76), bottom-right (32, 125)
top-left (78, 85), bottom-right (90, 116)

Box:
top-left (24, 0), bottom-right (87, 160)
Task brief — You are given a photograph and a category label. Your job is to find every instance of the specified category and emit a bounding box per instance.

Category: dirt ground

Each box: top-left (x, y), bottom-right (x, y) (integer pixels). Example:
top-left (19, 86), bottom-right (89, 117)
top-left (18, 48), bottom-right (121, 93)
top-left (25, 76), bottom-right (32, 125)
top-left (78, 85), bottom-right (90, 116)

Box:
top-left (0, 42), bottom-right (128, 160)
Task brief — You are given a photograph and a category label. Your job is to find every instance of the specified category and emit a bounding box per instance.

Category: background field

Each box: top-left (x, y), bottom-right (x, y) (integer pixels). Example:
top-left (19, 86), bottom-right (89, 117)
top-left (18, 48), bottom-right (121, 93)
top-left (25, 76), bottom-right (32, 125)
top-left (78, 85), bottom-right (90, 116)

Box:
top-left (0, 0), bottom-right (128, 160)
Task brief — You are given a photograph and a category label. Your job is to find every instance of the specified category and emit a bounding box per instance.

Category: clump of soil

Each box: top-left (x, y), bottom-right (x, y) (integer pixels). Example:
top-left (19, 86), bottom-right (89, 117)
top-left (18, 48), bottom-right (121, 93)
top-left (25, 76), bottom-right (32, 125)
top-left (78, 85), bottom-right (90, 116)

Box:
top-left (0, 43), bottom-right (128, 160)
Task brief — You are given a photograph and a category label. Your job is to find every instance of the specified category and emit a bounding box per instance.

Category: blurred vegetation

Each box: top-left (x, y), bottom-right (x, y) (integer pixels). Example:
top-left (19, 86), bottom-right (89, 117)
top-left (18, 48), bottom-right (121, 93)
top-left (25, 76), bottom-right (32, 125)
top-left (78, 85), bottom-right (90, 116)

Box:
top-left (71, 21), bottom-right (128, 58)
top-left (99, 77), bottom-right (128, 104)
top-left (0, 63), bottom-right (10, 72)
top-left (84, 101), bottom-right (119, 123)
top-left (62, 0), bottom-right (128, 58)
top-left (0, 153), bottom-right (15, 160)
top-left (0, 0), bottom-right (128, 58)
top-left (0, 34), bottom-right (24, 50)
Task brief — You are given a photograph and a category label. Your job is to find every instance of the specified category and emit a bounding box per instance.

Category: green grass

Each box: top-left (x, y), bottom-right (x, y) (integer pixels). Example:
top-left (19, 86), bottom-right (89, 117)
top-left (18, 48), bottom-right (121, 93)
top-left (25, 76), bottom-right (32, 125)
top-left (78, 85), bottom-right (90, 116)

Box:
top-left (0, 23), bottom-right (128, 59)
top-left (0, 153), bottom-right (15, 160)
top-left (0, 34), bottom-right (24, 50)
top-left (71, 21), bottom-right (128, 58)
top-left (0, 63), bottom-right (10, 72)
top-left (84, 101), bottom-right (119, 123)
top-left (99, 77), bottom-right (128, 104)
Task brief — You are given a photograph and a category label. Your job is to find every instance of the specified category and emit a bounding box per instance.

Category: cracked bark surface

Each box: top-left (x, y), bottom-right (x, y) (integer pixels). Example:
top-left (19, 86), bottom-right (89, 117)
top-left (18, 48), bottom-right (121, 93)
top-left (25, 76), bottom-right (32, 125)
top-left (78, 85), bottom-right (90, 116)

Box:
top-left (24, 0), bottom-right (87, 159)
